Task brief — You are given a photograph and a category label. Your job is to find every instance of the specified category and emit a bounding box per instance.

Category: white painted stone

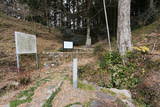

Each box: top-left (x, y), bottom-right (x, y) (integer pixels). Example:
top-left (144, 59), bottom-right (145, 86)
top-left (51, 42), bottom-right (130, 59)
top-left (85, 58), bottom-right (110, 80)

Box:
top-left (51, 64), bottom-right (55, 67)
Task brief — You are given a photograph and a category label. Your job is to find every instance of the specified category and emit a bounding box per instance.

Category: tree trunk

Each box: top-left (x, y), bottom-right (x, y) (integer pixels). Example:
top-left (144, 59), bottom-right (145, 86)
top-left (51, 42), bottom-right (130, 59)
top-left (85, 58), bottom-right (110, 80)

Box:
top-left (85, 18), bottom-right (91, 47)
top-left (150, 0), bottom-right (154, 9)
top-left (85, 0), bottom-right (92, 47)
top-left (117, 0), bottom-right (132, 55)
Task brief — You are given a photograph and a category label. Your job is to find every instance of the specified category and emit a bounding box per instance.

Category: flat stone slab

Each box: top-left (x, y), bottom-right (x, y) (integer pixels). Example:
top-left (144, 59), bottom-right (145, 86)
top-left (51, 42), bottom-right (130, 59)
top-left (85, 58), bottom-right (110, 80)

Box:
top-left (70, 104), bottom-right (83, 107)
top-left (90, 100), bottom-right (107, 107)
top-left (0, 104), bottom-right (10, 107)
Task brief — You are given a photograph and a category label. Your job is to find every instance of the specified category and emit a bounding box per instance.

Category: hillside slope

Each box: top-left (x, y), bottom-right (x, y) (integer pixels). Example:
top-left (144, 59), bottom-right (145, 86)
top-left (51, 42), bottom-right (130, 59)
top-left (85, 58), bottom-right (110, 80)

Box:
top-left (0, 12), bottom-right (160, 107)
top-left (132, 17), bottom-right (160, 53)
top-left (0, 13), bottom-right (62, 72)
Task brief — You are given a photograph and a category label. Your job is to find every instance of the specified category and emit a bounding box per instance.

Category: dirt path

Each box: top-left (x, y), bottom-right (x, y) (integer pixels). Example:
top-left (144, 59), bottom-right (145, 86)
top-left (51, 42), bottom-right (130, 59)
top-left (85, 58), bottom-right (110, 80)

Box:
top-left (0, 56), bottom-right (97, 107)
top-left (52, 80), bottom-right (96, 107)
top-left (19, 73), bottom-right (64, 107)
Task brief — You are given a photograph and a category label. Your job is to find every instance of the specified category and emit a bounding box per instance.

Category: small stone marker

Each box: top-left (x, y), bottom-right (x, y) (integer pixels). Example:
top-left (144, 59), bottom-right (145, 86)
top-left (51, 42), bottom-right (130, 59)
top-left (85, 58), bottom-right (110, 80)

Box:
top-left (73, 58), bottom-right (78, 88)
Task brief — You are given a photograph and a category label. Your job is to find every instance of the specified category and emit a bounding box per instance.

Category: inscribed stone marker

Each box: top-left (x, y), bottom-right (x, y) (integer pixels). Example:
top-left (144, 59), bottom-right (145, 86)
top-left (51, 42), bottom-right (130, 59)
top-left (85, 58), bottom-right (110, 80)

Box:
top-left (73, 58), bottom-right (78, 88)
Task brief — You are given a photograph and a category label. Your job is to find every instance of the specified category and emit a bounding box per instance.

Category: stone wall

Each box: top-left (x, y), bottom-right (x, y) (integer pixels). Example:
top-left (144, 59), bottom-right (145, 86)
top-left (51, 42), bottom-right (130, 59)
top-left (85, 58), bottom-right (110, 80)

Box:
top-left (41, 48), bottom-right (94, 67)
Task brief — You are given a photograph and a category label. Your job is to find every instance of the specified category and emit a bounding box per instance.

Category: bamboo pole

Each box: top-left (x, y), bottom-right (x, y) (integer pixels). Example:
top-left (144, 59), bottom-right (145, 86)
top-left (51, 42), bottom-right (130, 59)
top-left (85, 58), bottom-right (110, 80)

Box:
top-left (103, 0), bottom-right (112, 51)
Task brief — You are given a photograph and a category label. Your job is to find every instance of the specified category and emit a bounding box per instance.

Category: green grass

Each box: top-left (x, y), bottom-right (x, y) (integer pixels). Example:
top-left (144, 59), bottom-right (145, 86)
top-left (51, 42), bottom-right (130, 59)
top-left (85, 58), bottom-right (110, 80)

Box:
top-left (83, 102), bottom-right (91, 107)
top-left (101, 88), bottom-right (116, 96)
top-left (42, 87), bottom-right (61, 107)
top-left (78, 81), bottom-right (95, 90)
top-left (10, 77), bottom-right (50, 107)
top-left (133, 99), bottom-right (151, 107)
top-left (132, 17), bottom-right (160, 36)
top-left (64, 102), bottom-right (81, 107)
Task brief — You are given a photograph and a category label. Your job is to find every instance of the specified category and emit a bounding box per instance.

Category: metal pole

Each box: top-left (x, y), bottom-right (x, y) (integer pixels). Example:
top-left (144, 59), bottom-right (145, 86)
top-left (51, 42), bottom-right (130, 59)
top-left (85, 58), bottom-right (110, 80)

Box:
top-left (16, 54), bottom-right (20, 72)
top-left (103, 0), bottom-right (112, 51)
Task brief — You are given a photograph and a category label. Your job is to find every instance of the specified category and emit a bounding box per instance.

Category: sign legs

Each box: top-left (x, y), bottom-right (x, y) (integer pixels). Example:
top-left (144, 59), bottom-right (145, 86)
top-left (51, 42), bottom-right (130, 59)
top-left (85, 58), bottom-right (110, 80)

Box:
top-left (36, 53), bottom-right (39, 69)
top-left (16, 54), bottom-right (20, 72)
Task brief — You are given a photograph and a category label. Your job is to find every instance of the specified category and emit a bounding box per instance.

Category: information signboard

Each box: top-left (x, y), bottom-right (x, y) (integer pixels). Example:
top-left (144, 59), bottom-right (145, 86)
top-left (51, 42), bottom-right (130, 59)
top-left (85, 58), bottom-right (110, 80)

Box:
top-left (15, 32), bottom-right (38, 71)
top-left (15, 32), bottom-right (37, 54)
top-left (64, 41), bottom-right (73, 49)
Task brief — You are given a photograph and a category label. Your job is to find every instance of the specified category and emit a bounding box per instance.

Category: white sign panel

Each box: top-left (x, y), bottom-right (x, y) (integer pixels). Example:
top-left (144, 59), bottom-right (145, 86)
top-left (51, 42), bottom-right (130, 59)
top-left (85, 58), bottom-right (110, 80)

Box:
top-left (15, 32), bottom-right (37, 54)
top-left (64, 41), bottom-right (73, 49)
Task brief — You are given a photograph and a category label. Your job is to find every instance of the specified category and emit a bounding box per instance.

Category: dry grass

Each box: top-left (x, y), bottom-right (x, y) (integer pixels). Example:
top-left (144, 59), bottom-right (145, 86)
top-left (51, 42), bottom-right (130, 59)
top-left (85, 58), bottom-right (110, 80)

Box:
top-left (0, 13), bottom-right (62, 55)
top-left (132, 17), bottom-right (160, 51)
top-left (0, 13), bottom-right (63, 71)
top-left (0, 13), bottom-right (63, 98)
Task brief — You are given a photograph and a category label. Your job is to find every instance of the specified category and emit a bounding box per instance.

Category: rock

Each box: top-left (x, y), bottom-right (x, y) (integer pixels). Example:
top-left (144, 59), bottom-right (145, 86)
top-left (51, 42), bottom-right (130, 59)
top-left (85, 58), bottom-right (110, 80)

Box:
top-left (108, 88), bottom-right (135, 107)
top-left (82, 80), bottom-right (89, 84)
top-left (19, 96), bottom-right (27, 100)
top-left (95, 92), bottom-right (126, 107)
top-left (90, 99), bottom-right (126, 107)
top-left (0, 104), bottom-right (10, 107)
top-left (70, 104), bottom-right (83, 107)
top-left (90, 100), bottom-right (106, 107)
top-left (109, 88), bottom-right (132, 99)
top-left (10, 81), bottom-right (19, 87)
top-left (51, 64), bottom-right (55, 67)
top-left (121, 99), bottom-right (135, 107)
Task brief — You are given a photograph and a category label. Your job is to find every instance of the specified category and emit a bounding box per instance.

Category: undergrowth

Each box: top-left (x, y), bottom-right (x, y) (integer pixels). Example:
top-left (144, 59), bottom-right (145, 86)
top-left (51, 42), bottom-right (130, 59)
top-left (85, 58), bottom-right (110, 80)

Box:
top-left (78, 81), bottom-right (95, 90)
top-left (80, 47), bottom-right (150, 89)
top-left (99, 51), bottom-right (139, 89)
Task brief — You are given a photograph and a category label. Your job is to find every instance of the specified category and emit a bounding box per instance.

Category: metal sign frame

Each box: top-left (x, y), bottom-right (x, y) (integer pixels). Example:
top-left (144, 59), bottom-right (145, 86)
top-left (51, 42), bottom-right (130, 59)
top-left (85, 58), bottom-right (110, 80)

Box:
top-left (15, 32), bottom-right (38, 71)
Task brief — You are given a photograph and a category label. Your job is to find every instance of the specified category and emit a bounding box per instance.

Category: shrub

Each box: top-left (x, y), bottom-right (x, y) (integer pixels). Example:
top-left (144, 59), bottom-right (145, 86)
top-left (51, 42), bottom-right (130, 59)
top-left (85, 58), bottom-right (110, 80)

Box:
top-left (19, 77), bottom-right (31, 85)
top-left (100, 51), bottom-right (139, 89)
